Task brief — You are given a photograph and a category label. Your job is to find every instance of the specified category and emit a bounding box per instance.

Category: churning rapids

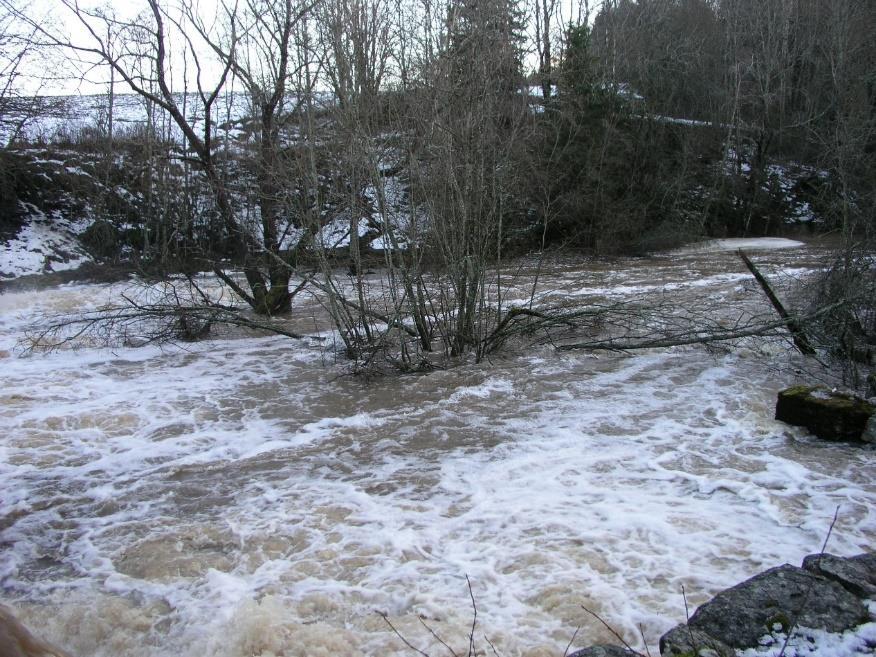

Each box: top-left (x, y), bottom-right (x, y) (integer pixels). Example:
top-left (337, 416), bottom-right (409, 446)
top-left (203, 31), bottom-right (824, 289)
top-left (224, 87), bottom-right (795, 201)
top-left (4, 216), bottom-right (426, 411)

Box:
top-left (1, 239), bottom-right (874, 657)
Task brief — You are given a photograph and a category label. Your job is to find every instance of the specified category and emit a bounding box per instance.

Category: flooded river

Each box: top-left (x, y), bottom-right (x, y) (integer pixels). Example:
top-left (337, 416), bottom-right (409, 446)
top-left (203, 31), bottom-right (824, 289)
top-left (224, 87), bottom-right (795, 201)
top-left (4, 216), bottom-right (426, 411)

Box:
top-left (1, 240), bottom-right (874, 657)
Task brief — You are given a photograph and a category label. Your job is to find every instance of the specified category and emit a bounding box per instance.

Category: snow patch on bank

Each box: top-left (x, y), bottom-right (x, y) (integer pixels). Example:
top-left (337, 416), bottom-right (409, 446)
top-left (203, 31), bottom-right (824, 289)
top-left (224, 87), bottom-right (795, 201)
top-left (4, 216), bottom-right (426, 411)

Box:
top-left (0, 204), bottom-right (92, 279)
top-left (739, 619), bottom-right (876, 657)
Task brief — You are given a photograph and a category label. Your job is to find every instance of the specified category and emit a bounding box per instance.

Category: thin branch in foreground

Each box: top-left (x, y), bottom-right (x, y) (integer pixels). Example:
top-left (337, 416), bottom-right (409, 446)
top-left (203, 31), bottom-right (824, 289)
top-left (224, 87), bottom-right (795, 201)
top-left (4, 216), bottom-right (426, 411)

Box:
top-left (418, 616), bottom-right (459, 657)
top-left (638, 625), bottom-right (652, 657)
top-left (682, 584), bottom-right (697, 656)
top-left (466, 574), bottom-right (477, 657)
top-left (556, 300), bottom-right (849, 353)
top-left (379, 612), bottom-right (432, 657)
top-left (377, 576), bottom-right (495, 657)
top-left (778, 506), bottom-right (841, 657)
top-left (563, 626), bottom-right (582, 657)
top-left (579, 605), bottom-right (645, 657)
top-left (483, 632), bottom-right (502, 657)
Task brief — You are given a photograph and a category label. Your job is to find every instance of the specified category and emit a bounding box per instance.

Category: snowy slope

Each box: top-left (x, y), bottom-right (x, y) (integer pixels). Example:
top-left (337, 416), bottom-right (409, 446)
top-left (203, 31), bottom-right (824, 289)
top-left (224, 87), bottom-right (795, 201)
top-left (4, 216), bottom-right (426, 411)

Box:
top-left (0, 204), bottom-right (92, 278)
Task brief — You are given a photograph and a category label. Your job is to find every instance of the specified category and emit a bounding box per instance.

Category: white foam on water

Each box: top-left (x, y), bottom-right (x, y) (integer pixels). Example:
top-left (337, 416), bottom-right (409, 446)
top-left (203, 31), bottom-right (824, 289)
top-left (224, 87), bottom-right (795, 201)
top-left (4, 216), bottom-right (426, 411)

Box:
top-left (1, 246), bottom-right (873, 657)
top-left (567, 271), bottom-right (753, 298)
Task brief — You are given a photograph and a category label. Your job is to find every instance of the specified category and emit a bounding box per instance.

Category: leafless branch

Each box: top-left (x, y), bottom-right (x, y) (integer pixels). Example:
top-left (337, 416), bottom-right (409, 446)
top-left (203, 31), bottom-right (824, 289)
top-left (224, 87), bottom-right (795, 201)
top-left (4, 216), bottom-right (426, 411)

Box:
top-left (579, 605), bottom-right (645, 657)
top-left (563, 626), bottom-right (581, 657)
top-left (778, 506), bottom-right (841, 657)
top-left (379, 612), bottom-right (433, 657)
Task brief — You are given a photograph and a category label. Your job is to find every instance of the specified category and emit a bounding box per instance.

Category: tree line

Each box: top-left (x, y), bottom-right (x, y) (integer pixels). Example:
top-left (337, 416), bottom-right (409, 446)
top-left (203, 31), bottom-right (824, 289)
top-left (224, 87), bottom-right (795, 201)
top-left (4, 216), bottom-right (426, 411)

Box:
top-left (1, 0), bottom-right (874, 371)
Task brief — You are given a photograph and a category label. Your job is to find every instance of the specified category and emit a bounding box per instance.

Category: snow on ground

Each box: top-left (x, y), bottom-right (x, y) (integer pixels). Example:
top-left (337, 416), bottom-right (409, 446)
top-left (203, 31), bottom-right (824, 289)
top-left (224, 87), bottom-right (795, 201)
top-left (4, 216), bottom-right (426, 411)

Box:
top-left (0, 204), bottom-right (92, 279)
top-left (765, 163), bottom-right (827, 224)
top-left (652, 114), bottom-right (726, 128)
top-left (315, 215), bottom-right (370, 249)
top-left (739, 616), bottom-right (876, 657)
top-left (365, 176), bottom-right (421, 250)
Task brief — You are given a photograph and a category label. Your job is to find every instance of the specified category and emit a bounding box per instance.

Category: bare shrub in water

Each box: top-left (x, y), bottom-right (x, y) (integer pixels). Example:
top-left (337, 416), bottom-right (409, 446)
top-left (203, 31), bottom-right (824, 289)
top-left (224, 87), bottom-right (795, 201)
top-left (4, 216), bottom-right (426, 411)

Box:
top-left (800, 248), bottom-right (876, 394)
top-left (20, 276), bottom-right (313, 353)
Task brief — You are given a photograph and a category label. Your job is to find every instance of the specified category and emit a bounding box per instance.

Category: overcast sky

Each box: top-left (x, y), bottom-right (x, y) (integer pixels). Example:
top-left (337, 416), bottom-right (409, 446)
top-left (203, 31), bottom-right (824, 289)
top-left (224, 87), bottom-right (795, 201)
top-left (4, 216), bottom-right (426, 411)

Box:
top-left (13, 0), bottom-right (601, 97)
top-left (13, 0), bottom-right (227, 96)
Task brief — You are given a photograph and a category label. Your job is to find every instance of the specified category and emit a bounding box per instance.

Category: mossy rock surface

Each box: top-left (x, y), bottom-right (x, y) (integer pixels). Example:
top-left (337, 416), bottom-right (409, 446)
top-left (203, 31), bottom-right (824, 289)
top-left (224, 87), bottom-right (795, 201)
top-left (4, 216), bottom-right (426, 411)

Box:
top-left (802, 552), bottom-right (876, 598)
top-left (659, 624), bottom-right (734, 657)
top-left (661, 554), bottom-right (875, 656)
top-left (685, 564), bottom-right (868, 650)
top-left (775, 385), bottom-right (874, 442)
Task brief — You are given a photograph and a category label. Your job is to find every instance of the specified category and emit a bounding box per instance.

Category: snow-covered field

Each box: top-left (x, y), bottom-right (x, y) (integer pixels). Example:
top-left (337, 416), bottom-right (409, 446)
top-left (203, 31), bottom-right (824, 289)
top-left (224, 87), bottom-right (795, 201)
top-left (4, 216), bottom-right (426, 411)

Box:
top-left (3, 93), bottom-right (253, 146)
top-left (0, 240), bottom-right (874, 657)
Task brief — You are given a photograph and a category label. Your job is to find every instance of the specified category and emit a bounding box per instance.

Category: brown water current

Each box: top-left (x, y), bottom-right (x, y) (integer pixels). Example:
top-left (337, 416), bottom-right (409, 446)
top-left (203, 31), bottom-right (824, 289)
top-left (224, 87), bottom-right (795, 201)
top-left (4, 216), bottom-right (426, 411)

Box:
top-left (1, 240), bottom-right (874, 657)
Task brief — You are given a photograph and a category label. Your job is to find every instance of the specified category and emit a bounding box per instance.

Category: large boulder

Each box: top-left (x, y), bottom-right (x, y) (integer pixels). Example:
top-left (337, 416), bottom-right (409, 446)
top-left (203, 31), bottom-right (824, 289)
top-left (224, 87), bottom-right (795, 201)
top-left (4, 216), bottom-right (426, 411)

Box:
top-left (659, 624), bottom-right (734, 657)
top-left (567, 646), bottom-right (638, 657)
top-left (802, 552), bottom-right (876, 599)
top-left (863, 414), bottom-right (876, 445)
top-left (775, 385), bottom-right (874, 442)
top-left (683, 564), bottom-right (869, 650)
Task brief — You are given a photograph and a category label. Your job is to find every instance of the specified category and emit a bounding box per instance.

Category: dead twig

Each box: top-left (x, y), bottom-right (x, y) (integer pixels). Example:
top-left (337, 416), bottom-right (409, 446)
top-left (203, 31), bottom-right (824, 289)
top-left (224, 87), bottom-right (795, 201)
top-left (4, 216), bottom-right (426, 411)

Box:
top-left (466, 575), bottom-right (477, 657)
top-left (777, 506), bottom-right (841, 657)
top-left (380, 612), bottom-right (433, 657)
top-left (580, 605), bottom-right (645, 657)
top-left (418, 616), bottom-right (459, 657)
top-left (563, 626), bottom-right (581, 657)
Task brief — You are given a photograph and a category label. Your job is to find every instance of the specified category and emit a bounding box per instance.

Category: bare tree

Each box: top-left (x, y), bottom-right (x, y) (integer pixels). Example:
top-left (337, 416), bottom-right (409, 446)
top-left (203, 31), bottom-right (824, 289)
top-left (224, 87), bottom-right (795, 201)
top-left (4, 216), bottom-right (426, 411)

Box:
top-left (532, 0), bottom-right (558, 101)
top-left (11, 0), bottom-right (319, 314)
top-left (411, 0), bottom-right (530, 358)
top-left (181, 0), bottom-right (319, 314)
top-left (0, 0), bottom-right (52, 145)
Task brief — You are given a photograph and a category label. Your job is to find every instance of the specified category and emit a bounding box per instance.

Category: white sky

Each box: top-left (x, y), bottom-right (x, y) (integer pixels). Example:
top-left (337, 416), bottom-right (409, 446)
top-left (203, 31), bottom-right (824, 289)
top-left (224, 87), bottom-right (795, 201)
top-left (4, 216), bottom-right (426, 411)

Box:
top-left (12, 0), bottom-right (234, 96)
top-left (13, 0), bottom-right (603, 97)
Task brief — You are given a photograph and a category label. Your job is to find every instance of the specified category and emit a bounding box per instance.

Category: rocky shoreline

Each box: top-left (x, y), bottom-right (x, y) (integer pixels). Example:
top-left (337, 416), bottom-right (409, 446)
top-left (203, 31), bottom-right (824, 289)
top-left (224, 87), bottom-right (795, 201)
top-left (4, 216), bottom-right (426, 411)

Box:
top-left (571, 552), bottom-right (876, 657)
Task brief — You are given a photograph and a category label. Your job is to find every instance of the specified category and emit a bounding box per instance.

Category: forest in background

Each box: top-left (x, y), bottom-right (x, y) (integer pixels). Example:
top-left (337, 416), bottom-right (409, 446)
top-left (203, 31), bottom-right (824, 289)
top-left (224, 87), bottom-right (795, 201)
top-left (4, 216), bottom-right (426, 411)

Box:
top-left (0, 0), bottom-right (874, 376)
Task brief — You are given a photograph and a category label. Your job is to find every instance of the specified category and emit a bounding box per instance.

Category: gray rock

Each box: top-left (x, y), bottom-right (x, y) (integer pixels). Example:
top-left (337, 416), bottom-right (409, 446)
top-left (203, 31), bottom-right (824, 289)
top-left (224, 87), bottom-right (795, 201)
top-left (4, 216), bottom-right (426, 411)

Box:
top-left (848, 552), bottom-right (876, 571)
top-left (802, 552), bottom-right (876, 598)
top-left (659, 623), bottom-right (734, 657)
top-left (863, 414), bottom-right (876, 444)
top-left (686, 564), bottom-right (869, 650)
top-left (567, 646), bottom-right (638, 657)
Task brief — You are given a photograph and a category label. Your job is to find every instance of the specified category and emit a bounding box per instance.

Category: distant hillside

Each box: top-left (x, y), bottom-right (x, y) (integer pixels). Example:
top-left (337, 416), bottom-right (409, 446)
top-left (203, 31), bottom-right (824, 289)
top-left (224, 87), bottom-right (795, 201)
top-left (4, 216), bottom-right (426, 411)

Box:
top-left (2, 92), bottom-right (255, 146)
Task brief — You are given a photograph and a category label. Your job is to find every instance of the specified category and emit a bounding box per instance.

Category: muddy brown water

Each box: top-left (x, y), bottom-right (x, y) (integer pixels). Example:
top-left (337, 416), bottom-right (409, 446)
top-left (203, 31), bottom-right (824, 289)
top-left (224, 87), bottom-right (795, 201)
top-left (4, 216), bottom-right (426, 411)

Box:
top-left (1, 241), bottom-right (873, 657)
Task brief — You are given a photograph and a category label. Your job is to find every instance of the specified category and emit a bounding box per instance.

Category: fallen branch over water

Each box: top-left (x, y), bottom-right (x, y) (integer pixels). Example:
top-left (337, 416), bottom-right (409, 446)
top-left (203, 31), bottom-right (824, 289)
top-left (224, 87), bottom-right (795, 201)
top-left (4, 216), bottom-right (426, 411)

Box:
top-left (555, 301), bottom-right (848, 353)
top-left (19, 276), bottom-right (321, 353)
top-left (738, 249), bottom-right (815, 355)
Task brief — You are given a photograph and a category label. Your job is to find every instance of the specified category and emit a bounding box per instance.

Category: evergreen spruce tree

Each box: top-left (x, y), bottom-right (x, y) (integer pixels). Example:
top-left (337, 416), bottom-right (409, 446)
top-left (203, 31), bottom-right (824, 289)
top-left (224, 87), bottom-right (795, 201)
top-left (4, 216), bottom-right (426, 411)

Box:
top-left (443, 0), bottom-right (526, 122)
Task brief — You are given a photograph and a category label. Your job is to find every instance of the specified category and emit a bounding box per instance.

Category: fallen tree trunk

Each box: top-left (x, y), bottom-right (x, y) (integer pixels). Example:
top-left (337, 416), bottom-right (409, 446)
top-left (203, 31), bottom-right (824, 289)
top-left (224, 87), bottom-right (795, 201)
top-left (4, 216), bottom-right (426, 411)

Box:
top-left (738, 249), bottom-right (816, 355)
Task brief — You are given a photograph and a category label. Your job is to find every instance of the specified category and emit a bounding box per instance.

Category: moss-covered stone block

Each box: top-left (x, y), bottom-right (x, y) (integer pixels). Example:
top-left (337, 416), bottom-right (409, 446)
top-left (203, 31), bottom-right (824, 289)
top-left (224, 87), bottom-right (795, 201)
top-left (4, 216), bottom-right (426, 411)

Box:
top-left (776, 385), bottom-right (875, 442)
